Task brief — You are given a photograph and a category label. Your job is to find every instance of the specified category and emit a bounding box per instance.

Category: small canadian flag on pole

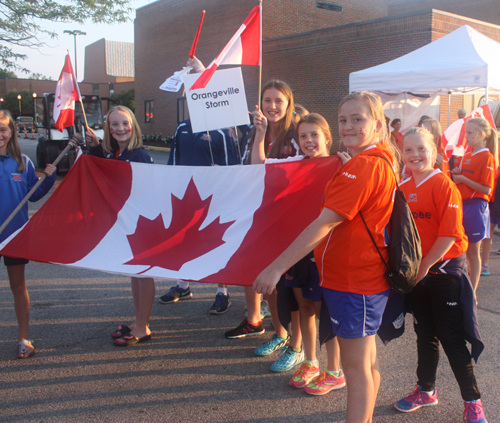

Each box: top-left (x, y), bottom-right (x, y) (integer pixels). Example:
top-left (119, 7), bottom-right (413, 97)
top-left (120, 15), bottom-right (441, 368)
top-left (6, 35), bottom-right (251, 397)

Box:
top-left (190, 4), bottom-right (261, 90)
top-left (53, 54), bottom-right (82, 132)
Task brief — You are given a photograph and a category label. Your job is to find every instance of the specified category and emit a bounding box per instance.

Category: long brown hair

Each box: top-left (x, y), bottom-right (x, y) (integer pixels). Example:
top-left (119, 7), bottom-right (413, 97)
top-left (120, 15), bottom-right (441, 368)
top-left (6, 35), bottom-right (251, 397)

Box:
top-left (0, 110), bottom-right (25, 172)
top-left (103, 105), bottom-right (143, 154)
top-left (257, 80), bottom-right (296, 160)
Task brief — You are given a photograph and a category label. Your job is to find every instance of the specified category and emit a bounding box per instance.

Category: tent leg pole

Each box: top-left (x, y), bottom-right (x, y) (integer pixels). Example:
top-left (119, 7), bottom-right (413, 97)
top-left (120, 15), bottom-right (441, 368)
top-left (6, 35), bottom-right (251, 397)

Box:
top-left (447, 93), bottom-right (451, 127)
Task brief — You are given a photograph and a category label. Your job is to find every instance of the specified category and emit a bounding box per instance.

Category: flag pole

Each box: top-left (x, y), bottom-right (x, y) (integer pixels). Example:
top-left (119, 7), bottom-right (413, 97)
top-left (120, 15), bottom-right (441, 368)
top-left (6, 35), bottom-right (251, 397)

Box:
top-left (0, 135), bottom-right (82, 236)
top-left (67, 49), bottom-right (90, 132)
top-left (258, 0), bottom-right (262, 110)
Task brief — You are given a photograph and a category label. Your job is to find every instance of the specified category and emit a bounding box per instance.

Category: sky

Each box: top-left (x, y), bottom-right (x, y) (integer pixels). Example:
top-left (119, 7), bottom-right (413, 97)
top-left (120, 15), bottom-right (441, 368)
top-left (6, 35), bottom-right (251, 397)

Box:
top-left (14, 0), bottom-right (154, 82)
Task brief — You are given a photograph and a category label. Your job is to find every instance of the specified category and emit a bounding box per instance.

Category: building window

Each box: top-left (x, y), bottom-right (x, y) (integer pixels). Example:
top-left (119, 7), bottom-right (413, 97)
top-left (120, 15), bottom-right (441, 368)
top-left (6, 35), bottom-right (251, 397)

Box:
top-left (316, 2), bottom-right (342, 12)
top-left (145, 100), bottom-right (154, 123)
top-left (93, 84), bottom-right (99, 95)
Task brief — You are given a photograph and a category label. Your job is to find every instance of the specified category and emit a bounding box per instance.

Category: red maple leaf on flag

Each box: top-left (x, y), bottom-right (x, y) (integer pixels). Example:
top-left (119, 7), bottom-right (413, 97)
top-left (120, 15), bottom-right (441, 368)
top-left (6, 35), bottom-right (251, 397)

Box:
top-left (125, 178), bottom-right (235, 272)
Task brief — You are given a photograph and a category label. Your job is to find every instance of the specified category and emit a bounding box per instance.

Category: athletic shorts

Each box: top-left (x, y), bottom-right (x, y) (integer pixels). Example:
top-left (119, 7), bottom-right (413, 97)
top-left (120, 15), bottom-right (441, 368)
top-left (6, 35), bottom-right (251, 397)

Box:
top-left (0, 255), bottom-right (29, 266)
top-left (284, 259), bottom-right (323, 302)
top-left (322, 287), bottom-right (390, 339)
top-left (490, 213), bottom-right (500, 226)
top-left (463, 199), bottom-right (489, 243)
top-left (301, 262), bottom-right (322, 302)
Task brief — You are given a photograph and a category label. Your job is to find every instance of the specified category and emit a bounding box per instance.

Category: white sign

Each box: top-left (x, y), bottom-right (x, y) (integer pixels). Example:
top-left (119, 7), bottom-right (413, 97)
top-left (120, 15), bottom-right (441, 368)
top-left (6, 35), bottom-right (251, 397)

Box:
top-left (183, 67), bottom-right (250, 133)
top-left (159, 67), bottom-right (192, 92)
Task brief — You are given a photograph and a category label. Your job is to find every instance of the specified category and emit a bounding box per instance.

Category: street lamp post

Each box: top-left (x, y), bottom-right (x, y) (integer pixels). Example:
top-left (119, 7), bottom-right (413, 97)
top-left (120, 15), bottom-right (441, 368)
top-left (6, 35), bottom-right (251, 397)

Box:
top-left (63, 29), bottom-right (86, 80)
top-left (17, 94), bottom-right (21, 116)
top-left (32, 92), bottom-right (37, 123)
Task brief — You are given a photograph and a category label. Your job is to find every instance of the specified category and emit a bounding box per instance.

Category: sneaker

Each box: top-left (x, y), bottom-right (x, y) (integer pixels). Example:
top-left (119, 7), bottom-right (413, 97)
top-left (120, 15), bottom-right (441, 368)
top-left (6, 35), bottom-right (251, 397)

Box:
top-left (289, 362), bottom-right (320, 388)
top-left (270, 346), bottom-right (304, 373)
top-left (464, 399), bottom-right (488, 423)
top-left (254, 334), bottom-right (289, 357)
top-left (481, 265), bottom-right (490, 276)
top-left (394, 385), bottom-right (438, 413)
top-left (159, 286), bottom-right (192, 304)
top-left (261, 301), bottom-right (271, 318)
top-left (225, 319), bottom-right (265, 339)
top-left (496, 249), bottom-right (500, 255)
top-left (304, 370), bottom-right (346, 395)
top-left (210, 293), bottom-right (231, 315)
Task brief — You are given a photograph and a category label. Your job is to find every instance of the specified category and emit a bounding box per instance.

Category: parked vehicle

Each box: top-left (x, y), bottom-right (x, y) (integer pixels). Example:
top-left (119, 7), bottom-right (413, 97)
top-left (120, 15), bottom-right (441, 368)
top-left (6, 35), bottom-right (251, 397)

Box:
top-left (35, 94), bottom-right (118, 171)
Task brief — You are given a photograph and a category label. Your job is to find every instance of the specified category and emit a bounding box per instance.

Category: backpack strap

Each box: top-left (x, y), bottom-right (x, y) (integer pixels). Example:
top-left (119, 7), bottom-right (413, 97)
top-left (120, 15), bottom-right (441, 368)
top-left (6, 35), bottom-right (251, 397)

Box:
top-left (358, 154), bottom-right (398, 276)
top-left (359, 210), bottom-right (391, 275)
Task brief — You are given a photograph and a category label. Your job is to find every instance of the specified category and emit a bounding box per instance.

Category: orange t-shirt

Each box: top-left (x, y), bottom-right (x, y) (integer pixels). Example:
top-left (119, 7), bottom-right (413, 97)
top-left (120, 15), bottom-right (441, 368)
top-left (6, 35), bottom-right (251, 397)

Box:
top-left (455, 149), bottom-right (495, 201)
top-left (314, 144), bottom-right (396, 295)
top-left (399, 169), bottom-right (468, 261)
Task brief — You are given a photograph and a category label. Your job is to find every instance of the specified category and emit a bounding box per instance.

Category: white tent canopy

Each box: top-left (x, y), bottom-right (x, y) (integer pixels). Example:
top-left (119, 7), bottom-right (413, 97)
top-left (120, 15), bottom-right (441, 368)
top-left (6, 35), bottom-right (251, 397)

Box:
top-left (349, 25), bottom-right (500, 95)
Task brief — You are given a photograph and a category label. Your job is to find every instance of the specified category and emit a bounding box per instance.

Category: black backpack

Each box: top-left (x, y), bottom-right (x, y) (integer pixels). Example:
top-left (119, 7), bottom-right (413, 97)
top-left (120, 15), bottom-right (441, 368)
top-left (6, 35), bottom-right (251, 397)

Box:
top-left (359, 155), bottom-right (422, 294)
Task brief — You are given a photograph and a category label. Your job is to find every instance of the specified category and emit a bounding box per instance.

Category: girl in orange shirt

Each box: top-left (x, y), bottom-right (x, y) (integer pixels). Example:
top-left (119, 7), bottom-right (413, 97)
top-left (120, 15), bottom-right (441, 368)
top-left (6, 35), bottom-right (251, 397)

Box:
top-left (254, 92), bottom-right (397, 423)
top-left (451, 118), bottom-right (498, 295)
top-left (395, 127), bottom-right (487, 423)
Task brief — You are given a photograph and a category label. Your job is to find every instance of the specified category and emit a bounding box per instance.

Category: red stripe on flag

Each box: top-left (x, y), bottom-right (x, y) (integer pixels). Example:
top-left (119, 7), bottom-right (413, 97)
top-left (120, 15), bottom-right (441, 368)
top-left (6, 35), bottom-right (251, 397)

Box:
top-left (54, 108), bottom-right (75, 132)
top-left (0, 156), bottom-right (133, 264)
top-left (240, 6), bottom-right (261, 65)
top-left (189, 62), bottom-right (218, 91)
top-left (198, 156), bottom-right (342, 286)
top-left (189, 10), bottom-right (205, 59)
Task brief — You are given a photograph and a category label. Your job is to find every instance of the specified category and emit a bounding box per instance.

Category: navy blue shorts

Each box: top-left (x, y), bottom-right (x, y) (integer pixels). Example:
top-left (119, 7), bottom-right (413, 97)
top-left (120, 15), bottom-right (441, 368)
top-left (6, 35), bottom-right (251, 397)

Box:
top-left (490, 213), bottom-right (500, 226)
top-left (463, 199), bottom-right (489, 243)
top-left (322, 287), bottom-right (390, 339)
top-left (1, 255), bottom-right (29, 266)
top-left (301, 261), bottom-right (322, 302)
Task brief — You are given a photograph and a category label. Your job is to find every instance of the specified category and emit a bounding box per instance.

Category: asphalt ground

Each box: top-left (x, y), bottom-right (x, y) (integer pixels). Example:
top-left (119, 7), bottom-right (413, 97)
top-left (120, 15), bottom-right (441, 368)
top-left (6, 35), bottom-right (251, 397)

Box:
top-left (1, 138), bottom-right (499, 422)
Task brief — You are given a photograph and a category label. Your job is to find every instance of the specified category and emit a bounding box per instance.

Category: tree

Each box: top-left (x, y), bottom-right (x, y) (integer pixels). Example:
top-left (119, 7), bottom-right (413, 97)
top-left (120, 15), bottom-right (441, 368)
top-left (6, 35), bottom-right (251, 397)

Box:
top-left (2, 89), bottom-right (37, 118)
top-left (0, 68), bottom-right (17, 78)
top-left (29, 73), bottom-right (53, 81)
top-left (112, 87), bottom-right (135, 112)
top-left (0, 0), bottom-right (132, 72)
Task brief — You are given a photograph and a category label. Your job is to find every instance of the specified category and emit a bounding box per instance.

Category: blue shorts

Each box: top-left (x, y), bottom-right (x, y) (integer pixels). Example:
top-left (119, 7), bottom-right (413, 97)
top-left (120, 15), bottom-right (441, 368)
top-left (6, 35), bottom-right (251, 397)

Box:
top-left (284, 258), bottom-right (323, 302)
top-left (491, 213), bottom-right (500, 226)
top-left (463, 199), bottom-right (489, 243)
top-left (322, 288), bottom-right (390, 339)
top-left (301, 262), bottom-right (322, 302)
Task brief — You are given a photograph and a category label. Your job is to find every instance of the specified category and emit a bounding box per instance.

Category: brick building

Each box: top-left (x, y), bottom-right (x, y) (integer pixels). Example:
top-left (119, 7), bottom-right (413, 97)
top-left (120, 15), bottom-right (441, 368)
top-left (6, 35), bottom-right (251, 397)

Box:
top-left (0, 38), bottom-right (135, 117)
top-left (134, 0), bottom-right (500, 144)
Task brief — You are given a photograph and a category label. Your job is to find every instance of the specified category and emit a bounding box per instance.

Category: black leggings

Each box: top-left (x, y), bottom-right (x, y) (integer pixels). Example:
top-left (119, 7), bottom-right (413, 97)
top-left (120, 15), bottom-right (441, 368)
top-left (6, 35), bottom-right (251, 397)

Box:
top-left (408, 273), bottom-right (480, 401)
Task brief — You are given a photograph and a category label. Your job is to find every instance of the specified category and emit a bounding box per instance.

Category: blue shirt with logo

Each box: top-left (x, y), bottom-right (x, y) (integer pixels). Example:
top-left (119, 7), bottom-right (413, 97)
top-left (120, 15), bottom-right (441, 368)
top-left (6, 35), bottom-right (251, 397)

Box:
top-left (0, 154), bottom-right (56, 244)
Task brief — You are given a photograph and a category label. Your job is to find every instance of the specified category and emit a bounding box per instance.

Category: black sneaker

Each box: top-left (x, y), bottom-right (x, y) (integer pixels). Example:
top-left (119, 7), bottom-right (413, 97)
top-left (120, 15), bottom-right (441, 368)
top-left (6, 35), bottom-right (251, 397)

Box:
top-left (159, 286), bottom-right (192, 304)
top-left (225, 319), bottom-right (265, 339)
top-left (210, 293), bottom-right (231, 315)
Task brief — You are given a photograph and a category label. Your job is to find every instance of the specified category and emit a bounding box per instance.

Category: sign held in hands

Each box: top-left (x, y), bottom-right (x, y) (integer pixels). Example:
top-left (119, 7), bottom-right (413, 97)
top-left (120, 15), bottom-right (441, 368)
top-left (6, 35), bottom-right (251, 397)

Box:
top-left (183, 67), bottom-right (250, 133)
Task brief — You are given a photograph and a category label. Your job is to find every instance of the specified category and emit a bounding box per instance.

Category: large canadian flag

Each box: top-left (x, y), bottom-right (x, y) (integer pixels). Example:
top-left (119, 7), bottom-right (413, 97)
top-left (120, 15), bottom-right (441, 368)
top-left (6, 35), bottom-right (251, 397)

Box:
top-left (190, 5), bottom-right (261, 90)
top-left (0, 155), bottom-right (340, 286)
top-left (442, 104), bottom-right (497, 157)
top-left (53, 54), bottom-right (81, 132)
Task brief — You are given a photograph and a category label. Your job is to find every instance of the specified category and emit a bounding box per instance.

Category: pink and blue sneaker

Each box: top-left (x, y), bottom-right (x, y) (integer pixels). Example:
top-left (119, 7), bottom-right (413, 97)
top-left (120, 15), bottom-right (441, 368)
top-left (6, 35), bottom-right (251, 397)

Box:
top-left (464, 399), bottom-right (488, 423)
top-left (394, 385), bottom-right (438, 412)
